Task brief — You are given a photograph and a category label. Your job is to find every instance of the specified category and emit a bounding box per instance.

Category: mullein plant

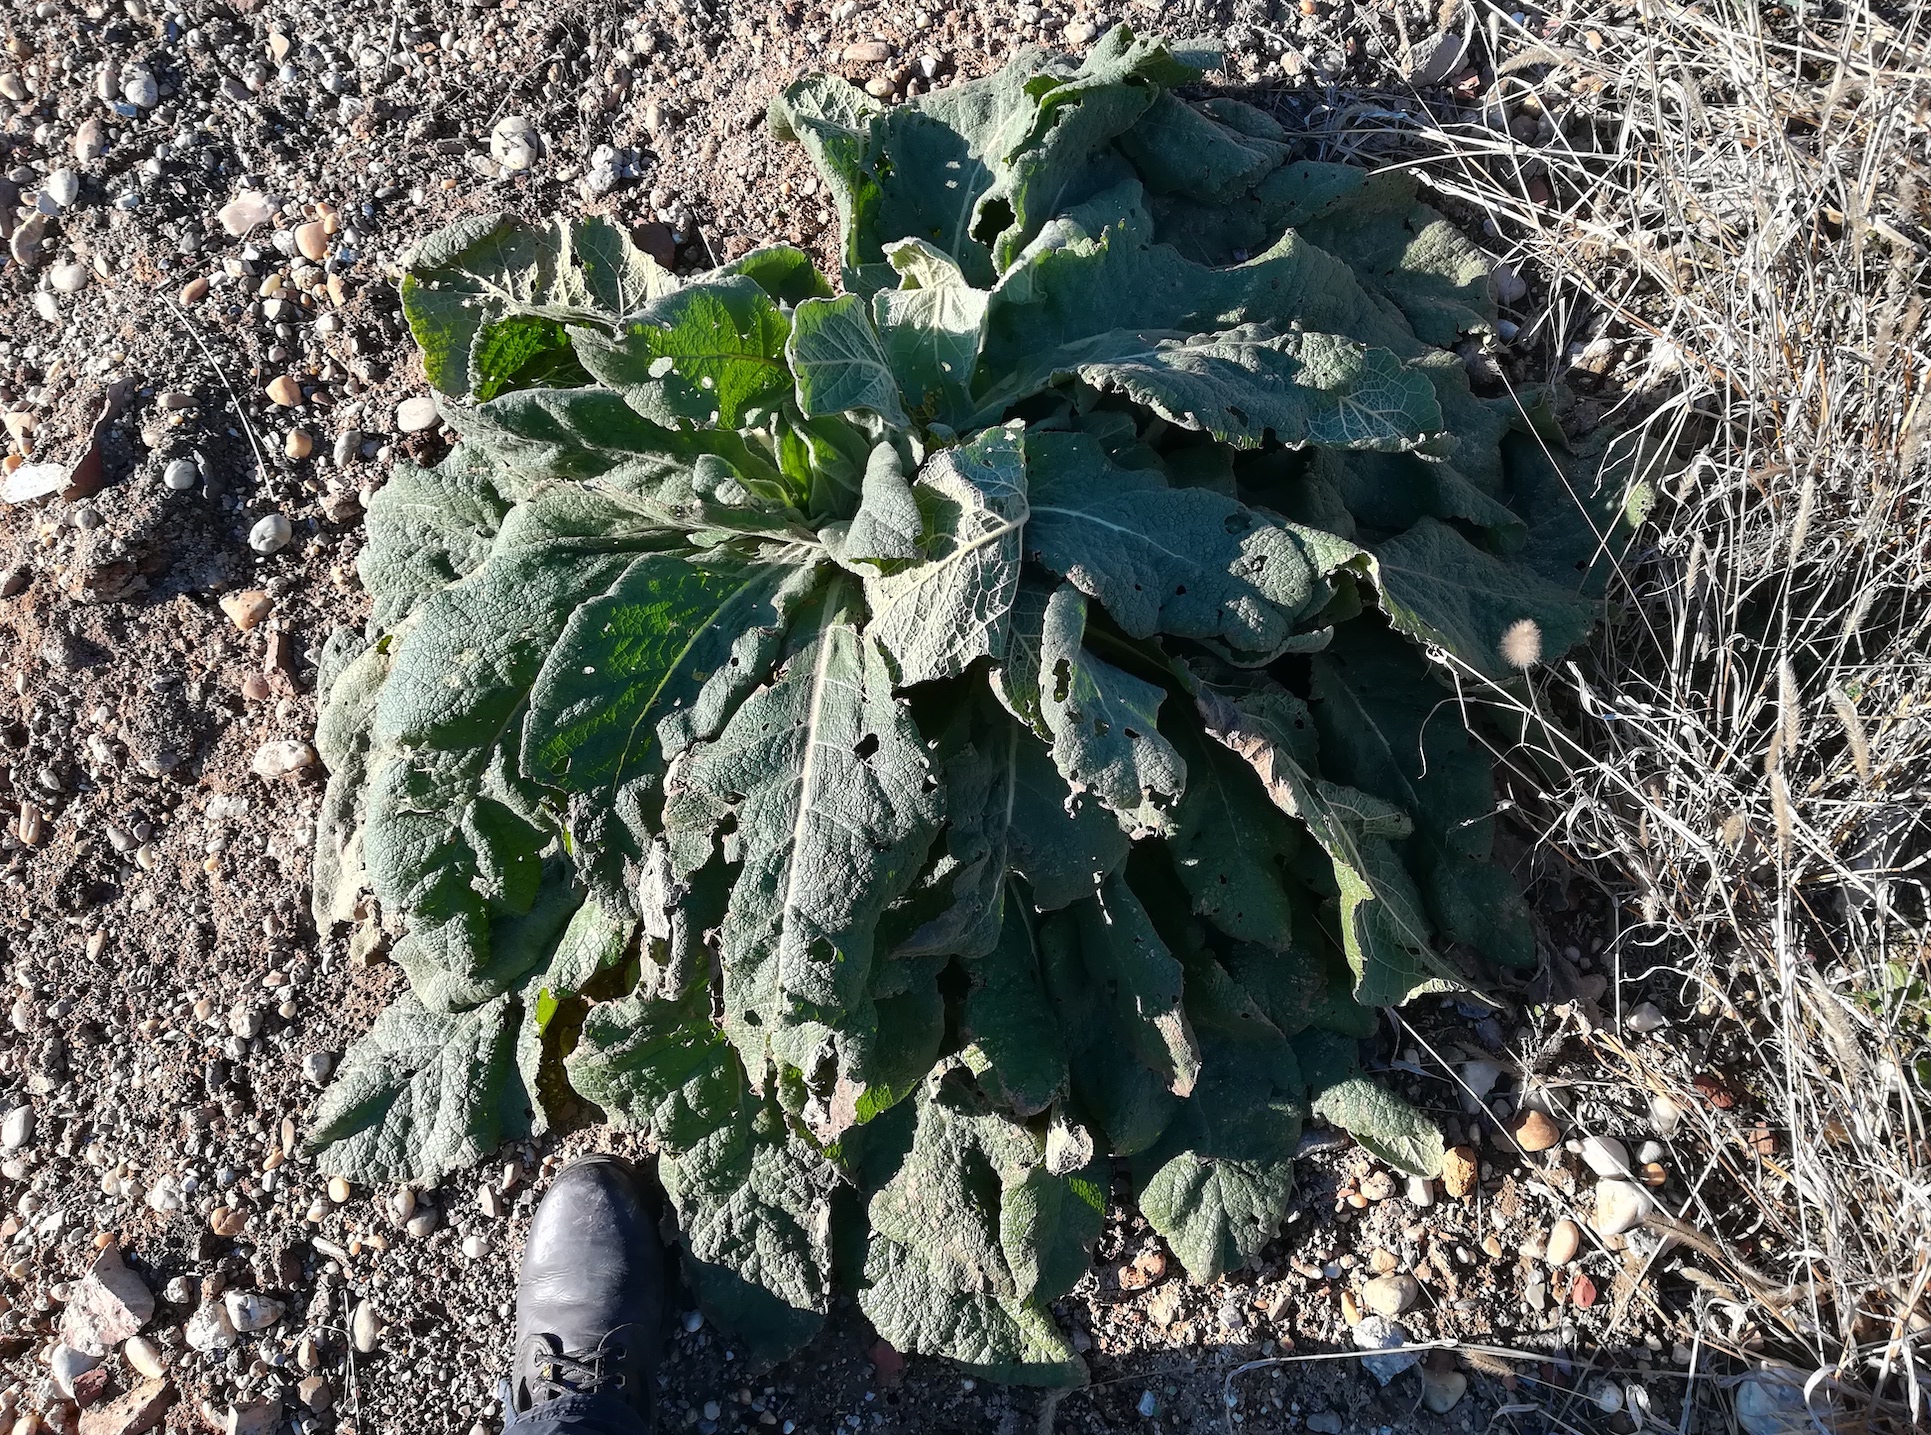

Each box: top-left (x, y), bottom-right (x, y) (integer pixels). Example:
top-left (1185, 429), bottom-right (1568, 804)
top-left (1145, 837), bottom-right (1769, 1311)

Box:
top-left (305, 27), bottom-right (1618, 1381)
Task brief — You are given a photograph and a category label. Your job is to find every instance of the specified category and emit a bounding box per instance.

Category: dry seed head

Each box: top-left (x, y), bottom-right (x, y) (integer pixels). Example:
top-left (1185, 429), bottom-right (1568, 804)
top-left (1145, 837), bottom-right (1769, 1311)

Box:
top-left (1500, 618), bottom-right (1542, 670)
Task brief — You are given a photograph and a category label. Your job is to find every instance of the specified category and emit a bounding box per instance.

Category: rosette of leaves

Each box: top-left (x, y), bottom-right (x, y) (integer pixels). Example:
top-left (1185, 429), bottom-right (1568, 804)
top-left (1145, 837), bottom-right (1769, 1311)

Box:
top-left (305, 26), bottom-right (1616, 1382)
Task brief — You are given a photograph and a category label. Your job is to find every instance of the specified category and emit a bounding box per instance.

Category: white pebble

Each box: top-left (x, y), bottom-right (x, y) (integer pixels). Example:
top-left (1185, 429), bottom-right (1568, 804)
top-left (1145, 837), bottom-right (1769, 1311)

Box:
top-left (489, 115), bottom-right (542, 173)
top-left (1579, 1135), bottom-right (1632, 1178)
top-left (394, 395), bottom-right (439, 433)
top-left (1593, 1178), bottom-right (1652, 1236)
top-left (50, 1344), bottom-right (100, 1398)
top-left (218, 190), bottom-right (274, 237)
top-left (223, 1290), bottom-right (285, 1333)
top-left (1625, 1002), bottom-right (1667, 1034)
top-left (303, 1051), bottom-right (334, 1086)
top-left (44, 168), bottom-right (79, 209)
top-left (1, 1105), bottom-right (32, 1151)
top-left (163, 457), bottom-right (200, 491)
top-left (461, 1232), bottom-right (489, 1259)
top-left (1460, 1059), bottom-right (1503, 1103)
top-left (1648, 1094), bottom-right (1685, 1137)
top-left (251, 740), bottom-right (318, 780)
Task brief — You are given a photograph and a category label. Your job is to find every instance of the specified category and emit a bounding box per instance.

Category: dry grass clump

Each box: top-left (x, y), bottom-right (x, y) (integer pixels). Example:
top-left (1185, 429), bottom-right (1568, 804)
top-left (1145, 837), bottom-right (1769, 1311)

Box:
top-left (1302, 0), bottom-right (1930, 1422)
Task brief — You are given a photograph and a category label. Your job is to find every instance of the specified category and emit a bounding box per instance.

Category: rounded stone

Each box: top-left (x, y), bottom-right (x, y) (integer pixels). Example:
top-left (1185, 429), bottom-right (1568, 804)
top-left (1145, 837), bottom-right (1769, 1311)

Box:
top-left (489, 115), bottom-right (542, 172)
top-left (265, 375), bottom-right (302, 407)
top-left (294, 221), bottom-right (329, 262)
top-left (1546, 1218), bottom-right (1581, 1266)
top-left (250, 739), bottom-right (317, 779)
top-left (1579, 1135), bottom-right (1632, 1178)
top-left (123, 1335), bottom-right (166, 1379)
top-left (248, 513), bottom-right (293, 553)
top-left (351, 1299), bottom-right (380, 1353)
top-left (1594, 1178), bottom-right (1652, 1236)
top-left (1509, 1108), bottom-right (1562, 1152)
top-left (395, 395), bottom-right (439, 433)
top-left (1361, 1273), bottom-right (1418, 1317)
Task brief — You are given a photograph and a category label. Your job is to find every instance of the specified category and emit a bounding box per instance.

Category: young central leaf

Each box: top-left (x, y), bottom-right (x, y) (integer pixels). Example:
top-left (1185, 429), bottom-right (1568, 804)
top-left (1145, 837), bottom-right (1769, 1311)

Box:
top-left (858, 424), bottom-right (1030, 687)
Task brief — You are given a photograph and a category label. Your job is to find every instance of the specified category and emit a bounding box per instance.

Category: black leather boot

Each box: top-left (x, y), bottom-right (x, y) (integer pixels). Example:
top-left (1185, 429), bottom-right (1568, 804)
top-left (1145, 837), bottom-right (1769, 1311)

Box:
top-left (508, 1155), bottom-right (665, 1428)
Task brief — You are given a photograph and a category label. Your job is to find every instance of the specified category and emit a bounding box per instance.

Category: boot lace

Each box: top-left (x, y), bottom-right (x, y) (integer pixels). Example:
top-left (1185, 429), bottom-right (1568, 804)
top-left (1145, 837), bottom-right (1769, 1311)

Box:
top-left (521, 1338), bottom-right (629, 1406)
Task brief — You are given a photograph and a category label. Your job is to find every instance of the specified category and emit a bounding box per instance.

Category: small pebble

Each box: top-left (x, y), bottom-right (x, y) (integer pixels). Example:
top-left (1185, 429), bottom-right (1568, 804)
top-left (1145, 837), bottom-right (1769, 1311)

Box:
top-left (284, 428), bottom-right (313, 460)
top-left (327, 1176), bottom-right (351, 1204)
top-left (461, 1233), bottom-right (488, 1259)
top-left (351, 1299), bottom-right (379, 1353)
top-left (249, 513), bottom-right (294, 554)
top-left (395, 395), bottom-right (439, 433)
top-left (1351, 1315), bottom-right (1417, 1386)
top-left (1361, 1273), bottom-right (1418, 1317)
top-left (1579, 1135), bottom-right (1632, 1178)
top-left (303, 1051), bottom-right (334, 1086)
top-left (1419, 1367), bottom-right (1468, 1414)
top-left (223, 1290), bottom-right (284, 1333)
top-left (489, 115), bottom-right (541, 173)
top-left (1, 1106), bottom-right (33, 1151)
top-left (123, 1336), bottom-right (166, 1379)
top-left (1509, 1108), bottom-right (1562, 1152)
top-left (265, 375), bottom-right (302, 408)
top-left (219, 191), bottom-right (274, 237)
top-left (1546, 1218), bottom-right (1581, 1265)
top-left (1626, 1001), bottom-right (1667, 1033)
top-left (251, 740), bottom-right (317, 780)
top-left (294, 221), bottom-right (329, 262)
top-left (44, 168), bottom-right (80, 209)
top-left (1594, 1179), bottom-right (1652, 1236)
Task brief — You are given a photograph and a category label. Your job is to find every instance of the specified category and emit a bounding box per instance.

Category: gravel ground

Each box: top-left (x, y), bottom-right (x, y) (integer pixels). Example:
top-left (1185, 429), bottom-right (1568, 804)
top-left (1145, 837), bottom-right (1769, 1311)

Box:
top-left (0, 2), bottom-right (1722, 1433)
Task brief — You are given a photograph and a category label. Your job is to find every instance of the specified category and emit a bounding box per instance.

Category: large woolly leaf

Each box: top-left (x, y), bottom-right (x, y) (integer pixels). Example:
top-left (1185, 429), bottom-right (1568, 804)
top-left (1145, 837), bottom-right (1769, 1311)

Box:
top-left (1163, 713), bottom-right (1303, 947)
top-left (860, 1237), bottom-right (1085, 1387)
top-left (667, 582), bottom-right (943, 1115)
top-left (1296, 1028), bottom-right (1445, 1178)
top-left (572, 277), bottom-right (794, 430)
top-left (357, 451), bottom-right (509, 629)
top-left (307, 991), bottom-right (526, 1183)
top-left (1196, 681), bottom-right (1450, 1006)
top-left (1133, 1030), bottom-right (1305, 1281)
top-left (1025, 431), bottom-right (1333, 663)
top-left (568, 980), bottom-right (838, 1356)
top-left (1310, 626), bottom-right (1534, 968)
top-left (873, 239), bottom-right (990, 428)
top-left (1017, 583), bottom-right (1188, 839)
top-left (961, 893), bottom-right (1069, 1116)
top-left (1053, 326), bottom-right (1440, 453)
top-left (1368, 516), bottom-right (1599, 680)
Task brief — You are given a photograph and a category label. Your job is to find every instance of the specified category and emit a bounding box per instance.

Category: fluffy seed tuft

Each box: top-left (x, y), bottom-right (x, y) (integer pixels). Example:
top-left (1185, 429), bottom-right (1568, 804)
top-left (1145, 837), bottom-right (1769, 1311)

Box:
top-left (1499, 618), bottom-right (1542, 670)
